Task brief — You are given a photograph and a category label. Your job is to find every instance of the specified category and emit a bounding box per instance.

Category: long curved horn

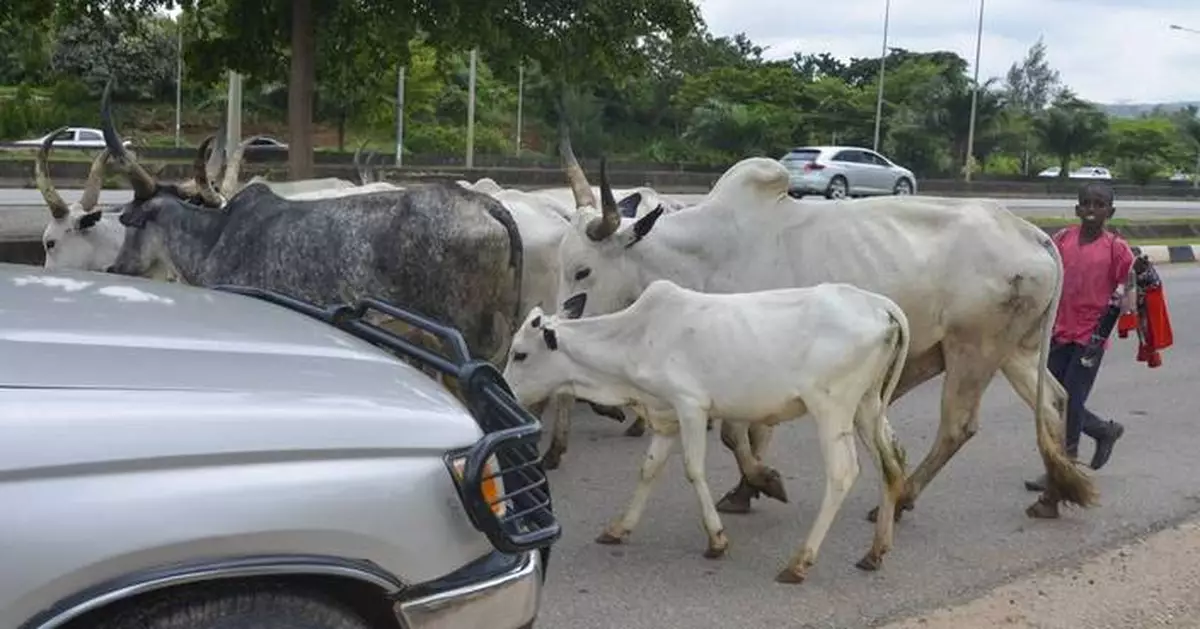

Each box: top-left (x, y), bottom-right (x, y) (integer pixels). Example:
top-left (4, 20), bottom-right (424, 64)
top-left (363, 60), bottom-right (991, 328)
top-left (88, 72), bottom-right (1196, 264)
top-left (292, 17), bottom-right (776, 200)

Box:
top-left (79, 147), bottom-right (111, 212)
top-left (366, 151), bottom-right (379, 183)
top-left (558, 118), bottom-right (598, 211)
top-left (220, 134), bottom-right (262, 196)
top-left (205, 127), bottom-right (227, 185)
top-left (35, 126), bottom-right (71, 219)
top-left (586, 157), bottom-right (621, 241)
top-left (100, 80), bottom-right (157, 200)
top-left (189, 135), bottom-right (224, 207)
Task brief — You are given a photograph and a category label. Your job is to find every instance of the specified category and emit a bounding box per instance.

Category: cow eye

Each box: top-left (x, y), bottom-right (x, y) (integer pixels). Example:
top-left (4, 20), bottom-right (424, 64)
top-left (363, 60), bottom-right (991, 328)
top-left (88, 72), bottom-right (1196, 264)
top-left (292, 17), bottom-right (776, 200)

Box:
top-left (45, 240), bottom-right (56, 250)
top-left (574, 268), bottom-right (591, 281)
top-left (513, 352), bottom-right (528, 362)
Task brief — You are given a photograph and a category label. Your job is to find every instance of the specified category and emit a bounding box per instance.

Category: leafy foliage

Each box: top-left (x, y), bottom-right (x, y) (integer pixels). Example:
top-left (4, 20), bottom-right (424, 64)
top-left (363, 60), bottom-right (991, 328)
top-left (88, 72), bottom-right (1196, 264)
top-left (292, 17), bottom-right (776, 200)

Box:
top-left (2, 2), bottom-right (1199, 184)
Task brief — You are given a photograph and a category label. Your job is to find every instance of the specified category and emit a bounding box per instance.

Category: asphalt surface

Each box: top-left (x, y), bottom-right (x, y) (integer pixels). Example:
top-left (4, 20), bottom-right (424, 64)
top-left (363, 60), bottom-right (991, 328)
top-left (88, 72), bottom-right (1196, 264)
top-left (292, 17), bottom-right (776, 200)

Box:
top-left (535, 264), bottom-right (1200, 629)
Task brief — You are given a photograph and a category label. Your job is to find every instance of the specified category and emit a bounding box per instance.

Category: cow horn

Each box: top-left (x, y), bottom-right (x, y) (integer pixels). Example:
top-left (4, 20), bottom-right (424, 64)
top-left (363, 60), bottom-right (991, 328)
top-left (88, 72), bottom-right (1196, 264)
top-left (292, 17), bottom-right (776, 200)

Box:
top-left (189, 135), bottom-right (224, 207)
top-left (353, 141), bottom-right (370, 185)
top-left (586, 156), bottom-right (621, 241)
top-left (35, 126), bottom-right (71, 219)
top-left (205, 128), bottom-right (227, 186)
top-left (100, 80), bottom-right (157, 201)
top-left (558, 118), bottom-right (598, 211)
top-left (79, 147), bottom-right (111, 212)
top-left (220, 134), bottom-right (261, 197)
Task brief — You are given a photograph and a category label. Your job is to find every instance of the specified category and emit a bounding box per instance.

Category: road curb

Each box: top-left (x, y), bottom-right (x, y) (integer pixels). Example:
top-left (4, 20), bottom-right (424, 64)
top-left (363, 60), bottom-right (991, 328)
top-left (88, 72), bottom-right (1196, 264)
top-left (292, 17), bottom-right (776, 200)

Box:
top-left (1136, 244), bottom-right (1199, 264)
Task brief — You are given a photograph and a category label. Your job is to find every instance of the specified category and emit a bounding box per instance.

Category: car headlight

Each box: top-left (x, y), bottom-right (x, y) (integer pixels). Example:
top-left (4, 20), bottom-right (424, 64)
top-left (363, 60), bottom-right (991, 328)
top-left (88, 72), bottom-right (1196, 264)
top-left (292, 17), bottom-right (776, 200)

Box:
top-left (448, 453), bottom-right (508, 517)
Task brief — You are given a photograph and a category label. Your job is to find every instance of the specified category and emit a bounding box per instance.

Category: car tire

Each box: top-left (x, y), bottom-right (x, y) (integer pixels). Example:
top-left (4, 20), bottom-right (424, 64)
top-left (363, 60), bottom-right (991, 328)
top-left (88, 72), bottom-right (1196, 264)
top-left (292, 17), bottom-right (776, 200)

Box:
top-left (94, 582), bottom-right (373, 629)
top-left (893, 178), bottom-right (913, 195)
top-left (824, 176), bottom-right (848, 200)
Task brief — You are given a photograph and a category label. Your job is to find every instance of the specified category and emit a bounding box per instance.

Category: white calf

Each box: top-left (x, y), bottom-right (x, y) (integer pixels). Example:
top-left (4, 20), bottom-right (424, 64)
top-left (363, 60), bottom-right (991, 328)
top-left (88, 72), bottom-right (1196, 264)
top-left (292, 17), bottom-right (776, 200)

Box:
top-left (502, 279), bottom-right (911, 583)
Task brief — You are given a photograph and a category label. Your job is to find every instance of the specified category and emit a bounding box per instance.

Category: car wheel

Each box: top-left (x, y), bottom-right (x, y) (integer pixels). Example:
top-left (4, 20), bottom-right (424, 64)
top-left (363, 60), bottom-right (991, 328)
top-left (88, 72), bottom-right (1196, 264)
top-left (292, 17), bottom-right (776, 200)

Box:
top-left (95, 582), bottom-right (373, 629)
top-left (787, 190), bottom-right (804, 199)
top-left (825, 176), bottom-right (848, 200)
top-left (893, 178), bottom-right (913, 195)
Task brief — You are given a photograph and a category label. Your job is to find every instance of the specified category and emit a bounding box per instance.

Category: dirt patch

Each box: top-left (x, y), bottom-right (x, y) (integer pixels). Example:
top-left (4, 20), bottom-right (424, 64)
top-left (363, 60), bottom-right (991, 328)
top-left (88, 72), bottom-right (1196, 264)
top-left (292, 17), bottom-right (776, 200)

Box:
top-left (880, 519), bottom-right (1200, 629)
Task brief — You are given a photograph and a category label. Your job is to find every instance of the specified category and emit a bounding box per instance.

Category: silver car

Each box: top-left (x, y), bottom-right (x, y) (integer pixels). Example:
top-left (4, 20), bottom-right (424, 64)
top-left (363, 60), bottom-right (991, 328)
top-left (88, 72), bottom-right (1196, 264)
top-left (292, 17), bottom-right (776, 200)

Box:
top-left (0, 263), bottom-right (559, 629)
top-left (780, 145), bottom-right (917, 199)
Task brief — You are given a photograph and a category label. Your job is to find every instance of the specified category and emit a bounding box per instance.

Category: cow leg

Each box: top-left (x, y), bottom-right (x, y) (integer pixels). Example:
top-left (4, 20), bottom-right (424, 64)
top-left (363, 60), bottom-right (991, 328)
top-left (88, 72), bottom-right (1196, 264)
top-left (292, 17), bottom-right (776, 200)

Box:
top-left (881, 338), bottom-right (1002, 522)
top-left (851, 394), bottom-right (906, 572)
top-left (716, 421), bottom-right (785, 513)
top-left (596, 419), bottom-right (678, 545)
top-left (777, 396), bottom-right (859, 584)
top-left (864, 346), bottom-right (947, 522)
top-left (543, 393), bottom-right (573, 470)
top-left (676, 405), bottom-right (729, 559)
top-left (1000, 347), bottom-right (1098, 517)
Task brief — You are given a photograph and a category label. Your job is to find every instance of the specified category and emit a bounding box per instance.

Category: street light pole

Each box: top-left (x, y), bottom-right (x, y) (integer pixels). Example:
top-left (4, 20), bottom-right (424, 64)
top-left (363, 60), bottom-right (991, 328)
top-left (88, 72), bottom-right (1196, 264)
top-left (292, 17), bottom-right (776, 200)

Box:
top-left (963, 0), bottom-right (985, 182)
top-left (871, 0), bottom-right (891, 153)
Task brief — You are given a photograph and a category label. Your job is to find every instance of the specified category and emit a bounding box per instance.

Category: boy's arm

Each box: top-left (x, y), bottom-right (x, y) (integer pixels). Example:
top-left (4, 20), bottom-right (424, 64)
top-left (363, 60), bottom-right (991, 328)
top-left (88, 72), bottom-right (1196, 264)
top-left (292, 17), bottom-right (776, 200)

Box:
top-left (1114, 238), bottom-right (1137, 314)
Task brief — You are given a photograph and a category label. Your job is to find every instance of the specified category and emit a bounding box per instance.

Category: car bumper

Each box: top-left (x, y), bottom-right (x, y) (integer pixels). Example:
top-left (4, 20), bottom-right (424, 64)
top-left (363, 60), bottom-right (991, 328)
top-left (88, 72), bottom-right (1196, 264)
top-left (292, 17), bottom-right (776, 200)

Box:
top-left (787, 172), bottom-right (831, 194)
top-left (394, 549), bottom-right (545, 629)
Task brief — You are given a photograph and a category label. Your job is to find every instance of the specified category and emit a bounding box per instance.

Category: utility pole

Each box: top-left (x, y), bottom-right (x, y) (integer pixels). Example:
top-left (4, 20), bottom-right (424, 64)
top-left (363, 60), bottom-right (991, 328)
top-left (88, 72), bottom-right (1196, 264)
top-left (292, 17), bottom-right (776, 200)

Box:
top-left (871, 0), bottom-right (891, 153)
top-left (466, 48), bottom-right (477, 168)
top-left (395, 66), bottom-right (405, 167)
top-left (225, 71), bottom-right (243, 163)
top-left (964, 0), bottom-right (986, 182)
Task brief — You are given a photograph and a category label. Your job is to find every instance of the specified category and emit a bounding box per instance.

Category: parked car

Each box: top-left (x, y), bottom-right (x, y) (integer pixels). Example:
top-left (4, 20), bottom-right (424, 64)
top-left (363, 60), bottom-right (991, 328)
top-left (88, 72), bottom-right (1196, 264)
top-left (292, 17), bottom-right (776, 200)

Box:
top-left (1036, 165), bottom-right (1113, 179)
top-left (0, 263), bottom-right (559, 629)
top-left (8, 127), bottom-right (133, 150)
top-left (779, 145), bottom-right (918, 199)
top-left (241, 135), bottom-right (289, 150)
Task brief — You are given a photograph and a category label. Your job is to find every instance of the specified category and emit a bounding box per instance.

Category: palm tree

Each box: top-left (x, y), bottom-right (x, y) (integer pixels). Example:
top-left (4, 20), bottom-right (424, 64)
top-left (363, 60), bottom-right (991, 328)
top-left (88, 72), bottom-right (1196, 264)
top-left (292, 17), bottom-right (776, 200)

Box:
top-left (1032, 92), bottom-right (1109, 178)
top-left (925, 77), bottom-right (1007, 172)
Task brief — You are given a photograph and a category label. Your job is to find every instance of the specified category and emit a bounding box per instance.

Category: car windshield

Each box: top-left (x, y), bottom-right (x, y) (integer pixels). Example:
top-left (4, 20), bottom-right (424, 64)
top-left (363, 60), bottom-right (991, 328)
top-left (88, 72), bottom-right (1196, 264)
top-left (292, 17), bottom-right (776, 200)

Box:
top-left (781, 150), bottom-right (819, 163)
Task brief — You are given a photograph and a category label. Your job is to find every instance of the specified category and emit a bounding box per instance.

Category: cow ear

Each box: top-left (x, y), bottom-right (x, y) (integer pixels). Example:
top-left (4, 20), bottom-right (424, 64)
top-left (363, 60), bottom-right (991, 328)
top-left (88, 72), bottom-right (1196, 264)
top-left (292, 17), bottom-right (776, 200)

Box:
top-left (616, 192), bottom-right (642, 218)
top-left (623, 205), bottom-right (664, 249)
top-left (541, 327), bottom-right (559, 351)
top-left (76, 211), bottom-right (103, 230)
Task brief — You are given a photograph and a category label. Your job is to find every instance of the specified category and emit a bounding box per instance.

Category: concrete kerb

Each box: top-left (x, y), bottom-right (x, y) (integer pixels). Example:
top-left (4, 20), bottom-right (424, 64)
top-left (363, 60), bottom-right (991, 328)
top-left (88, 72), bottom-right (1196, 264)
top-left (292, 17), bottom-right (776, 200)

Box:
top-left (1137, 244), bottom-right (1200, 265)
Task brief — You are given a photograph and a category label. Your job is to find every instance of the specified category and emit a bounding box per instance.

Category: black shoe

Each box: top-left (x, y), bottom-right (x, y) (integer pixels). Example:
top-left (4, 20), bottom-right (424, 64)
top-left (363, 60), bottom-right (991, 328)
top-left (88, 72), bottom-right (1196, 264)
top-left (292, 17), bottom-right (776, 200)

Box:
top-left (1024, 474), bottom-right (1047, 492)
top-left (1090, 421), bottom-right (1125, 470)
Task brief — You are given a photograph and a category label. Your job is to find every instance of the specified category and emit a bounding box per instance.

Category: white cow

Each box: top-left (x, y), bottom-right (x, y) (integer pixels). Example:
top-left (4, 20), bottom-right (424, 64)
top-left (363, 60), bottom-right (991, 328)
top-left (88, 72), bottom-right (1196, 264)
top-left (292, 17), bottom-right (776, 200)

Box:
top-left (502, 279), bottom-right (912, 583)
top-left (548, 151), bottom-right (1096, 522)
top-left (34, 128), bottom-right (217, 281)
top-left (34, 132), bottom-right (120, 272)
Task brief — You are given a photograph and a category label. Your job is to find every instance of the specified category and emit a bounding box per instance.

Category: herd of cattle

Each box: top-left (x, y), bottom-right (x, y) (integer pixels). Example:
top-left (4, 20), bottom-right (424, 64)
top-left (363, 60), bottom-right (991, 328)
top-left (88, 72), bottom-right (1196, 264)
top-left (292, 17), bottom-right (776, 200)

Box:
top-left (31, 81), bottom-right (1102, 584)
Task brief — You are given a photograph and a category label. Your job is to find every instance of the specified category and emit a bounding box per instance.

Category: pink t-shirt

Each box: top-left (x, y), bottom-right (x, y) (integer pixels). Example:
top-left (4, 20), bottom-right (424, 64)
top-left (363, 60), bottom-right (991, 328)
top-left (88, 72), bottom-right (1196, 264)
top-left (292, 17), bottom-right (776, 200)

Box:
top-left (1051, 225), bottom-right (1134, 346)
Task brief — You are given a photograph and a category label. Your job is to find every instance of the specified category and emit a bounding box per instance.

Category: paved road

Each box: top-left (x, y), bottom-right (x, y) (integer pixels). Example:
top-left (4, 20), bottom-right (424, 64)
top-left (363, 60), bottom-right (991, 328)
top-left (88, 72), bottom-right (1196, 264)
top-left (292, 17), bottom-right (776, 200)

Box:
top-left (536, 264), bottom-right (1199, 629)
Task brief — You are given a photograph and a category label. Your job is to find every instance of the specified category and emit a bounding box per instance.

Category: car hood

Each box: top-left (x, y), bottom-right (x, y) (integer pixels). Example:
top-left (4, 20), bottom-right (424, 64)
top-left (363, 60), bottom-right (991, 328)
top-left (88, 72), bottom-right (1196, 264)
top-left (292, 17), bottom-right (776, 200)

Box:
top-left (0, 265), bottom-right (485, 470)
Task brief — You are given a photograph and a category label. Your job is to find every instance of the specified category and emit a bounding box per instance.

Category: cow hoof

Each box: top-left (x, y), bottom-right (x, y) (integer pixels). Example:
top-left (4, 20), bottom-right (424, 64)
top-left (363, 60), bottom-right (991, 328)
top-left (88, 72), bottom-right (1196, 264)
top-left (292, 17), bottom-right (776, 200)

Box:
top-left (543, 449), bottom-right (563, 471)
top-left (623, 418), bottom-right (646, 437)
top-left (589, 402), bottom-right (626, 423)
top-left (1025, 498), bottom-right (1060, 519)
top-left (855, 553), bottom-right (883, 572)
top-left (595, 529), bottom-right (627, 545)
top-left (774, 567), bottom-right (808, 584)
top-left (716, 481), bottom-right (759, 514)
top-left (750, 468), bottom-right (789, 504)
top-left (703, 532), bottom-right (728, 559)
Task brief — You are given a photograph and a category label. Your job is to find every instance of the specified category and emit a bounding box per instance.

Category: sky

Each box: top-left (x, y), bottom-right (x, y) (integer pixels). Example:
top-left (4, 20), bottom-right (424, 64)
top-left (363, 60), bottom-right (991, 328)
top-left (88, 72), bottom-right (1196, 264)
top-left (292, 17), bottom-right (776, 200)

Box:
top-left (695, 0), bottom-right (1200, 104)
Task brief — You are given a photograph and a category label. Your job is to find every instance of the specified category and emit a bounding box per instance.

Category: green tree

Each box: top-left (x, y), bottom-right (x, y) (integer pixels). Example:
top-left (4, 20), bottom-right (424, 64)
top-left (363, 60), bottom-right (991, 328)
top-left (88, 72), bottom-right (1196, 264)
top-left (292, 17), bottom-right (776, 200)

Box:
top-left (1003, 37), bottom-right (1061, 175)
top-left (1033, 91), bottom-right (1110, 178)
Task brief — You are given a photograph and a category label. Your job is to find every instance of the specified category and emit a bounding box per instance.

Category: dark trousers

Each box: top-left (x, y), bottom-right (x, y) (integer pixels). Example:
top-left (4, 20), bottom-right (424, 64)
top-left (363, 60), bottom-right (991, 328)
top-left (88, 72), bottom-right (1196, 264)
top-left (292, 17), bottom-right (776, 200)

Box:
top-left (1048, 341), bottom-right (1110, 457)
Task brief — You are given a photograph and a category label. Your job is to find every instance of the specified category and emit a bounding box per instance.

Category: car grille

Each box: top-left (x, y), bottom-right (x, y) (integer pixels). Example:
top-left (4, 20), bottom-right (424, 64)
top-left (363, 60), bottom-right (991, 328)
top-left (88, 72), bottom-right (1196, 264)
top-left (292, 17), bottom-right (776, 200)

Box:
top-left (211, 285), bottom-right (561, 555)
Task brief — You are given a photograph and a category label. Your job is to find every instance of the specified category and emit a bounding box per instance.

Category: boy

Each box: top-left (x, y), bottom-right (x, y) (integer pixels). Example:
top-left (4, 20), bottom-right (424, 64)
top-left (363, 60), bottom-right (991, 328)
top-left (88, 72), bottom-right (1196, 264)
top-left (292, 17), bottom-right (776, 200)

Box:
top-left (1024, 182), bottom-right (1132, 493)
